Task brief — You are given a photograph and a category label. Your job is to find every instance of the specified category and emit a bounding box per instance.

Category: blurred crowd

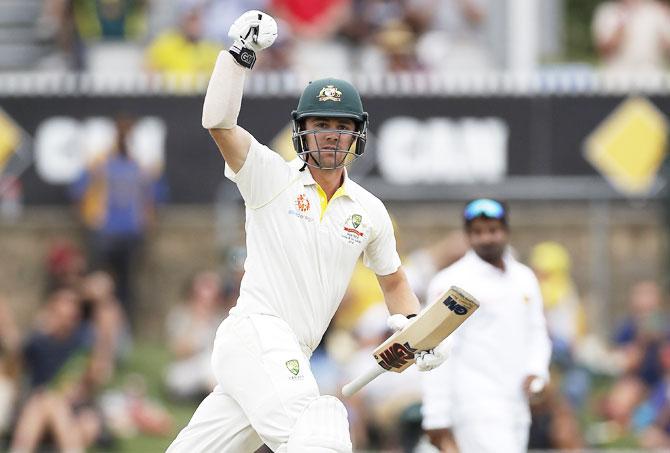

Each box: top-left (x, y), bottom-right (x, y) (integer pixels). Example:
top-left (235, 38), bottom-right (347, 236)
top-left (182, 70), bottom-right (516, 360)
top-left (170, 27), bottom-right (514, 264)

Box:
top-left (2, 228), bottom-right (670, 451)
top-left (30, 0), bottom-right (670, 76)
top-left (0, 231), bottom-right (246, 451)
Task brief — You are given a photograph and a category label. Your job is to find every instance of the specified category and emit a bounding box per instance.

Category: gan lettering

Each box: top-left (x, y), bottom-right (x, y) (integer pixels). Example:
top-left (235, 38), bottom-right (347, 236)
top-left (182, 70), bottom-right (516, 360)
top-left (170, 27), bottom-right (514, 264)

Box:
top-left (375, 342), bottom-right (417, 371)
top-left (443, 296), bottom-right (468, 315)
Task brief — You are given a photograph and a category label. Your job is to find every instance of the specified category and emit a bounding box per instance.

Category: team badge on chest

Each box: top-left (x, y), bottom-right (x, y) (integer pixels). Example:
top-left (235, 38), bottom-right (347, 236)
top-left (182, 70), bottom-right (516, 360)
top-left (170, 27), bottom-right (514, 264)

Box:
top-left (342, 213), bottom-right (365, 245)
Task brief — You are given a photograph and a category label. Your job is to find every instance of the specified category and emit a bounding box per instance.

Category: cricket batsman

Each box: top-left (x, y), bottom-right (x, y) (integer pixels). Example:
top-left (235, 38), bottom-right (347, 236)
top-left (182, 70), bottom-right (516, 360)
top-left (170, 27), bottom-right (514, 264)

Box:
top-left (167, 10), bottom-right (451, 453)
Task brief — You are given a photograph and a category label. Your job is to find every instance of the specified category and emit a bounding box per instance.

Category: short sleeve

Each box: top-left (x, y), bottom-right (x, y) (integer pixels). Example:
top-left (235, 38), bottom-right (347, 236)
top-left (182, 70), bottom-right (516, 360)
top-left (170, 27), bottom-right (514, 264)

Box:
top-left (225, 138), bottom-right (295, 208)
top-left (362, 204), bottom-right (401, 276)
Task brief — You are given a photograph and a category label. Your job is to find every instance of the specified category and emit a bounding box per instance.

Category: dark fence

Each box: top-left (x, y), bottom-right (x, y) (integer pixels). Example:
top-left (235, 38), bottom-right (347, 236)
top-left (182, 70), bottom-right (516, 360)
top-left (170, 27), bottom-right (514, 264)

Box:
top-left (1, 82), bottom-right (667, 204)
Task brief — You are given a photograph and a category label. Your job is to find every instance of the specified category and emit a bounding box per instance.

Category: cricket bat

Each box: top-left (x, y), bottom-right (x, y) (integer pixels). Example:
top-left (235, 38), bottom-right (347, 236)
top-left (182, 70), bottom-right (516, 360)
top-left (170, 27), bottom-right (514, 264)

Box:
top-left (341, 286), bottom-right (479, 397)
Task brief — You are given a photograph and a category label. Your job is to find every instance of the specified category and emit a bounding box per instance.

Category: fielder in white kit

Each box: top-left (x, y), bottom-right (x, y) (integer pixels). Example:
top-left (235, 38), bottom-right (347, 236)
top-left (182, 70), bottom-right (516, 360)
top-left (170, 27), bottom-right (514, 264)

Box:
top-left (167, 10), bottom-right (451, 453)
top-left (421, 199), bottom-right (552, 453)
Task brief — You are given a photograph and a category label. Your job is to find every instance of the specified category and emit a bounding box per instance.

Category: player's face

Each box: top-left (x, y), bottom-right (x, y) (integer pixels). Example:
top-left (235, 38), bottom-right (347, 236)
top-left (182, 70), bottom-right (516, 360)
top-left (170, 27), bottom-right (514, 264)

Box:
top-left (303, 117), bottom-right (357, 169)
top-left (466, 218), bottom-right (508, 265)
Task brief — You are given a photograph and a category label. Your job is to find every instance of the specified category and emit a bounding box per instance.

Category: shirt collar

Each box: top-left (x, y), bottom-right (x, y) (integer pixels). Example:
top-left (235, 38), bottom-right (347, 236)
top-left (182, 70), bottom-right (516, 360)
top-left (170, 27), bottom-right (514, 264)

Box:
top-left (296, 161), bottom-right (357, 202)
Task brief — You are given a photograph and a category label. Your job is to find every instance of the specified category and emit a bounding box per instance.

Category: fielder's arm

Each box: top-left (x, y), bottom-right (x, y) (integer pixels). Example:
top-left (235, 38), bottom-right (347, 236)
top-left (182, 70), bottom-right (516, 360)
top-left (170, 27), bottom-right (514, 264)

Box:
top-left (202, 10), bottom-right (277, 172)
top-left (377, 267), bottom-right (421, 317)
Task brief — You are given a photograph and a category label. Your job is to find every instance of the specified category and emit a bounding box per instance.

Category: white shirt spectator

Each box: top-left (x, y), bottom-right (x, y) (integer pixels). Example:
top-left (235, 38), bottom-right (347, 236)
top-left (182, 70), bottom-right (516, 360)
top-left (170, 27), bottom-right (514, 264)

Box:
top-left (593, 0), bottom-right (670, 73)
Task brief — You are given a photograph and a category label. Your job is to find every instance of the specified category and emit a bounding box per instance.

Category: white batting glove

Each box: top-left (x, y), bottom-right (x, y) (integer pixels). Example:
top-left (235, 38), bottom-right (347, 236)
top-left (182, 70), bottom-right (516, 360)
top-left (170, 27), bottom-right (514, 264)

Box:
top-left (229, 10), bottom-right (278, 50)
top-left (387, 313), bottom-right (413, 332)
top-left (227, 10), bottom-right (277, 69)
top-left (415, 338), bottom-right (452, 372)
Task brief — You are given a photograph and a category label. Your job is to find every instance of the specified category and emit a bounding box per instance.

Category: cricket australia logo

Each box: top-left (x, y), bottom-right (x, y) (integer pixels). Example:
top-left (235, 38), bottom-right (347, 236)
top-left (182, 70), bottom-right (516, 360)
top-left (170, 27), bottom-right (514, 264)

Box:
top-left (286, 359), bottom-right (300, 375)
top-left (296, 194), bottom-right (311, 212)
top-left (318, 85), bottom-right (342, 102)
top-left (341, 213), bottom-right (365, 245)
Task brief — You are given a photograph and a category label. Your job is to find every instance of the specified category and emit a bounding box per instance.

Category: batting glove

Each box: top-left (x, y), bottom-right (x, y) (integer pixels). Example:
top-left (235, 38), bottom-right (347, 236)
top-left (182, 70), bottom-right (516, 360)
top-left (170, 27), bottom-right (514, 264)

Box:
top-left (387, 313), bottom-right (414, 332)
top-left (415, 338), bottom-right (451, 372)
top-left (228, 10), bottom-right (277, 69)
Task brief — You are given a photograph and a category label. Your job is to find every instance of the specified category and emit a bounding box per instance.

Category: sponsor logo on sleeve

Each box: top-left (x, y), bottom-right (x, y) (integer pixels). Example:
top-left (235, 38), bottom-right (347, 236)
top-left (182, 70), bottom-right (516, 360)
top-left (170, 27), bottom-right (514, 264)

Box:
top-left (286, 359), bottom-right (304, 381)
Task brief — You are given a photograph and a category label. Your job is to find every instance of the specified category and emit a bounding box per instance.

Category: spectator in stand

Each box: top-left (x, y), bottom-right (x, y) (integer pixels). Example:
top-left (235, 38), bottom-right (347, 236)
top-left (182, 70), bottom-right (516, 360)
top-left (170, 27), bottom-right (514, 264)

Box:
top-left (407, 0), bottom-right (496, 73)
top-left (338, 0), bottom-right (412, 72)
top-left (592, 0), bottom-right (670, 73)
top-left (200, 0), bottom-right (268, 43)
top-left (374, 20), bottom-right (422, 72)
top-left (603, 280), bottom-right (668, 432)
top-left (0, 297), bottom-right (20, 445)
top-left (80, 271), bottom-right (128, 383)
top-left (38, 0), bottom-right (148, 71)
top-left (527, 242), bottom-right (588, 449)
top-left (530, 241), bottom-right (590, 408)
top-left (37, 0), bottom-right (86, 70)
top-left (636, 340), bottom-right (670, 448)
top-left (164, 271), bottom-right (226, 402)
top-left (10, 287), bottom-right (105, 453)
top-left (145, 2), bottom-right (220, 77)
top-left (70, 115), bottom-right (161, 325)
top-left (45, 239), bottom-right (87, 294)
top-left (270, 0), bottom-right (353, 75)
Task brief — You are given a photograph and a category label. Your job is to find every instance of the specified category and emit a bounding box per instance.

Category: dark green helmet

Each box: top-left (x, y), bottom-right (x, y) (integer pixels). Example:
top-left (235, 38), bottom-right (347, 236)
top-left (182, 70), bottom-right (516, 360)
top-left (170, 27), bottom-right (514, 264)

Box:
top-left (291, 78), bottom-right (369, 169)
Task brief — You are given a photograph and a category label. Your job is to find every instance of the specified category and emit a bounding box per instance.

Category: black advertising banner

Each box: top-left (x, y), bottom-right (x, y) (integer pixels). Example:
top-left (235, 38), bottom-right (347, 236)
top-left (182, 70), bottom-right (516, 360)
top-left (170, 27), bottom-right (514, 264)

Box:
top-left (1, 94), bottom-right (668, 204)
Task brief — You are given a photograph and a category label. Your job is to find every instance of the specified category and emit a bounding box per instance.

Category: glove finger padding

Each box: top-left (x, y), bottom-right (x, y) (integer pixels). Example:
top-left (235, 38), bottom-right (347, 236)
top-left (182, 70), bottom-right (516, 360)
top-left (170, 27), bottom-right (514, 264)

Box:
top-left (415, 338), bottom-right (452, 372)
top-left (387, 314), bottom-right (411, 333)
top-left (228, 10), bottom-right (277, 52)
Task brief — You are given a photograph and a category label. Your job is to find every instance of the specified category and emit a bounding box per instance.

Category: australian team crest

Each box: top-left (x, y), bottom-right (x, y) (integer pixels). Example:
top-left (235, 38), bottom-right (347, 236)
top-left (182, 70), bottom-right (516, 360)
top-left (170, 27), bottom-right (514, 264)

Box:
top-left (318, 85), bottom-right (342, 102)
top-left (342, 214), bottom-right (365, 244)
top-left (286, 359), bottom-right (300, 376)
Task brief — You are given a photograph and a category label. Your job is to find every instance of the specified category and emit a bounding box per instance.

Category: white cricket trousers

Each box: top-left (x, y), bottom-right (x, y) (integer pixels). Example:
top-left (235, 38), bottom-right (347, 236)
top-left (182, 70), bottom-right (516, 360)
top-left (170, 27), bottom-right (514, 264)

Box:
top-left (166, 313), bottom-right (320, 452)
top-left (453, 420), bottom-right (529, 453)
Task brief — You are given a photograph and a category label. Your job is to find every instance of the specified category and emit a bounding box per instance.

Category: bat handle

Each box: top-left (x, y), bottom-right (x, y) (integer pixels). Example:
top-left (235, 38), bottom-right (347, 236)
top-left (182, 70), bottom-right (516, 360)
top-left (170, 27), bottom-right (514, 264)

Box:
top-left (341, 366), bottom-right (386, 397)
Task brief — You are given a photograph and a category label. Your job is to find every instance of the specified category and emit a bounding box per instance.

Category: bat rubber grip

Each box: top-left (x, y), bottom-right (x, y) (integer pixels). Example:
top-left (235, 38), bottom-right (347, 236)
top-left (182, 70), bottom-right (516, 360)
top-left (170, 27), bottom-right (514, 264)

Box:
top-left (341, 366), bottom-right (386, 397)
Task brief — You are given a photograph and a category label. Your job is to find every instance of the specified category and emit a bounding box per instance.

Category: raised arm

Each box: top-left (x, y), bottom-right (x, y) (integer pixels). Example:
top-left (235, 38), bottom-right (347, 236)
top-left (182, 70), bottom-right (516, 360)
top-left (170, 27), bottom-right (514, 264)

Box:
top-left (202, 11), bottom-right (277, 172)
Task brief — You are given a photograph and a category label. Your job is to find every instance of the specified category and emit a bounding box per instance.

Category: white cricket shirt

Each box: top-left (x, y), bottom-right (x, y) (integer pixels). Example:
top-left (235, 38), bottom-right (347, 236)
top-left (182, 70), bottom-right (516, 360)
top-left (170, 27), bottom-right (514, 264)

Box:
top-left (224, 138), bottom-right (401, 352)
top-left (421, 250), bottom-right (551, 429)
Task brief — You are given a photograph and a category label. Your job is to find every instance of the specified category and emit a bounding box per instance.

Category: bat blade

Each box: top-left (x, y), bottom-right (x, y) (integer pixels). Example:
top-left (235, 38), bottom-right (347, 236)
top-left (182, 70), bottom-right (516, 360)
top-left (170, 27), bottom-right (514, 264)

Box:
top-left (341, 286), bottom-right (479, 397)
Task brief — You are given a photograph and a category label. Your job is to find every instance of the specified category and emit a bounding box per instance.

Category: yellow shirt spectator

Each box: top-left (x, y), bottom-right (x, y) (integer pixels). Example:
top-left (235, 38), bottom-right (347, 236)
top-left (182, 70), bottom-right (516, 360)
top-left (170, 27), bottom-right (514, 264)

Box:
top-left (146, 31), bottom-right (219, 76)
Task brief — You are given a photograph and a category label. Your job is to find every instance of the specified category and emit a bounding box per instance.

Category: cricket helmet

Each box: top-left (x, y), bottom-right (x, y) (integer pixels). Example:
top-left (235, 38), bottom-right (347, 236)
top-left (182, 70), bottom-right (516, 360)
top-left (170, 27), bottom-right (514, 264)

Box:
top-left (291, 78), bottom-right (369, 169)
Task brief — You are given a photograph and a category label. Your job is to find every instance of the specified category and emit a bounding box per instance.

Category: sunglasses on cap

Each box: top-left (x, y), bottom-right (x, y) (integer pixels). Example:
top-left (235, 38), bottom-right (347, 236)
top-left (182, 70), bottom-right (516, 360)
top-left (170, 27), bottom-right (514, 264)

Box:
top-left (463, 198), bottom-right (506, 221)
